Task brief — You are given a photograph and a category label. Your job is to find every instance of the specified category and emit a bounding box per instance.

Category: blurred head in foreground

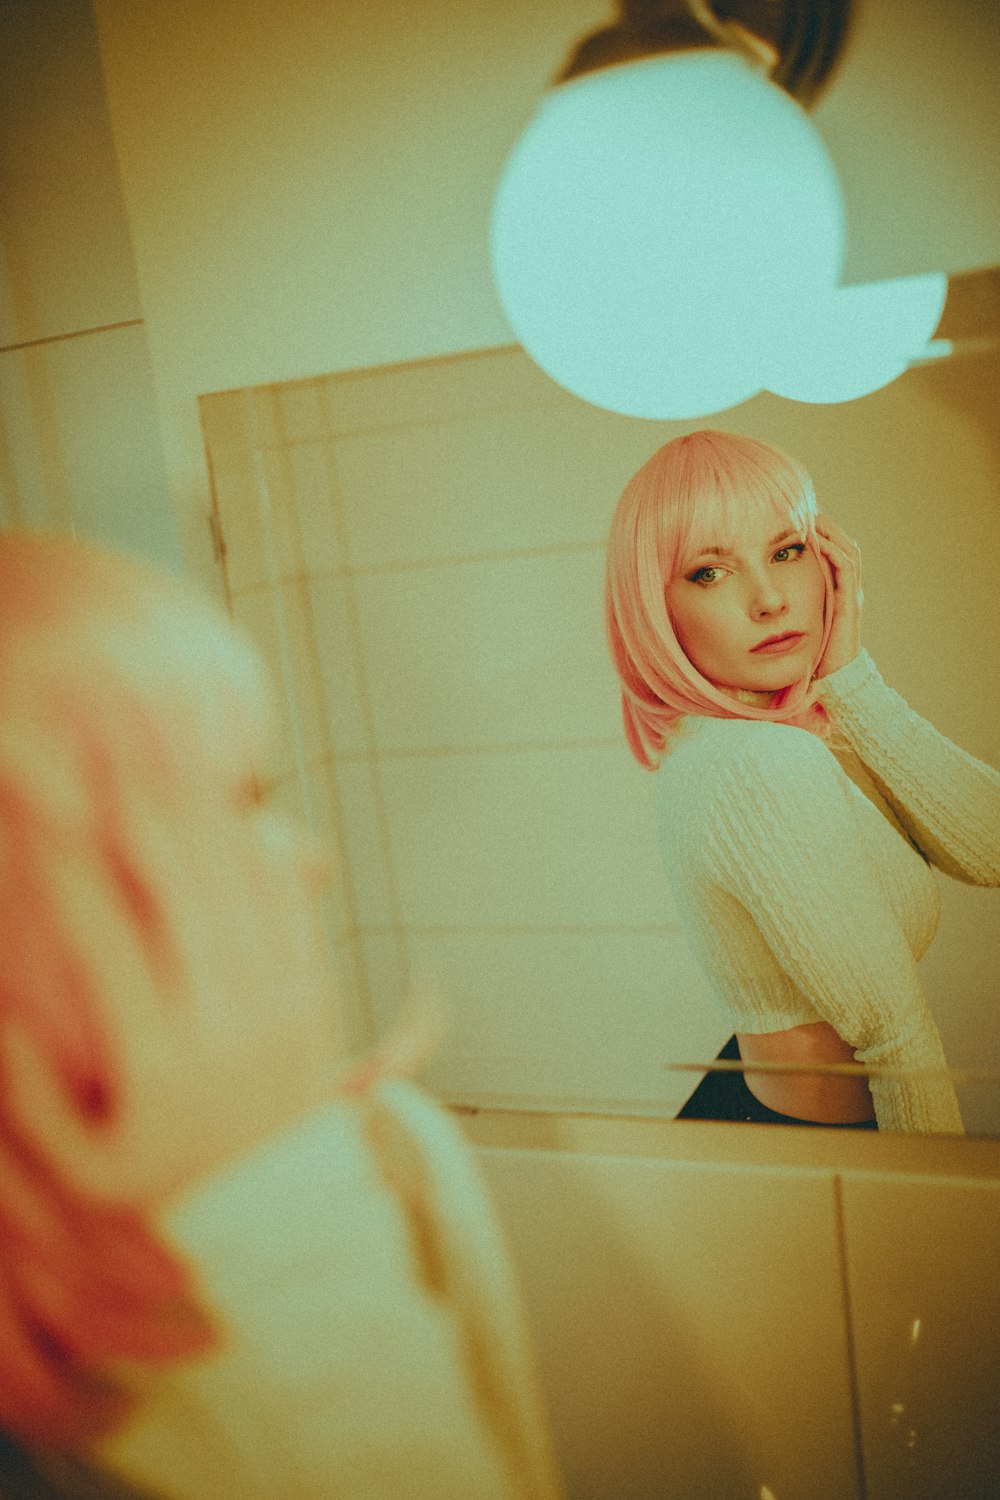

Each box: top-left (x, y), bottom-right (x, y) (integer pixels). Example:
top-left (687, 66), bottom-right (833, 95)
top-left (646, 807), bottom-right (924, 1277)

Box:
top-left (0, 531), bottom-right (335, 1449)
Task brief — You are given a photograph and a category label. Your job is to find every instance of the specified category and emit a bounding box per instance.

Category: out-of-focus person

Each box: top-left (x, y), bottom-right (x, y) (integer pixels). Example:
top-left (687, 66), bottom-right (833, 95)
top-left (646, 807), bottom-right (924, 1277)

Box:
top-left (0, 530), bottom-right (563, 1500)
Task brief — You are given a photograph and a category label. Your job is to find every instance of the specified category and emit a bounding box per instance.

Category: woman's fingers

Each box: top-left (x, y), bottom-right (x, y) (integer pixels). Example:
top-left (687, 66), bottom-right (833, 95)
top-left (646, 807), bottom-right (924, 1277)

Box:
top-left (814, 512), bottom-right (860, 551)
top-left (814, 515), bottom-right (862, 599)
top-left (814, 518), bottom-right (861, 567)
top-left (811, 514), bottom-right (863, 678)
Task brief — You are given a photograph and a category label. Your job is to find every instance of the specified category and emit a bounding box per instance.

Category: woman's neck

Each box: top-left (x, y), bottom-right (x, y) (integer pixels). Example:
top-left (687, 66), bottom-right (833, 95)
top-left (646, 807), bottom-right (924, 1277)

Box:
top-left (722, 686), bottom-right (777, 709)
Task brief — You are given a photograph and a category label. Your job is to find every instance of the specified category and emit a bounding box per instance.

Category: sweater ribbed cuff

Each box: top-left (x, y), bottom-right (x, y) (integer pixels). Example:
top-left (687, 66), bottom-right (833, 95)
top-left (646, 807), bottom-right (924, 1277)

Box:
top-left (813, 648), bottom-right (881, 708)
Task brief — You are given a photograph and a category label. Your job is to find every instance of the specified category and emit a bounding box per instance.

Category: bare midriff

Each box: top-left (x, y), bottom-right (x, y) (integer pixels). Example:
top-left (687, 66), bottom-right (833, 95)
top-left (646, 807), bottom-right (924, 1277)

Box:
top-left (735, 1021), bottom-right (876, 1123)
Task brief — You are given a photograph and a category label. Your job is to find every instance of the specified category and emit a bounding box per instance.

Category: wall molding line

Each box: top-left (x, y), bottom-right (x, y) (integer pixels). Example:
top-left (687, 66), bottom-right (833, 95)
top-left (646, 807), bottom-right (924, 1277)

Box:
top-left (0, 318), bottom-right (144, 354)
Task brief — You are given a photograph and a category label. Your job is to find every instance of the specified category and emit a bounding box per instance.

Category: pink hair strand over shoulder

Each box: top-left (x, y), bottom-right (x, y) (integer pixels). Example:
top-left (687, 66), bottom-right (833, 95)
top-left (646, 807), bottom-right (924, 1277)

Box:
top-left (604, 429), bottom-right (835, 769)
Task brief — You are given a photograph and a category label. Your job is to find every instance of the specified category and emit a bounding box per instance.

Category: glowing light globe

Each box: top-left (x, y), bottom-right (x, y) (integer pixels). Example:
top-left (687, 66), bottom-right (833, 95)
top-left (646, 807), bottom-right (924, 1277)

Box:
top-left (765, 272), bottom-right (949, 403)
top-left (491, 51), bottom-right (948, 416)
top-left (490, 51), bottom-right (846, 419)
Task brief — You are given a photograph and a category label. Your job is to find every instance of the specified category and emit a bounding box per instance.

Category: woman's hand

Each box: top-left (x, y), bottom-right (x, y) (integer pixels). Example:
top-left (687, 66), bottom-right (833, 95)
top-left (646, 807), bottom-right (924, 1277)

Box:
top-left (812, 514), bottom-right (864, 680)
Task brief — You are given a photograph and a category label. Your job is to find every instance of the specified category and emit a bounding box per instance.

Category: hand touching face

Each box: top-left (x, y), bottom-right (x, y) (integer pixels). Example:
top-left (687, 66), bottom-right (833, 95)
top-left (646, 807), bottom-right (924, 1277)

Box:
top-left (810, 514), bottom-right (864, 679)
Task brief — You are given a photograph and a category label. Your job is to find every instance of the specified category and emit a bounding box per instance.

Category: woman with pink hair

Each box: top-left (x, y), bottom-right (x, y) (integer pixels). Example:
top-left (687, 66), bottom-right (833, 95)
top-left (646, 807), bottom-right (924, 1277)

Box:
top-left (0, 532), bottom-right (562, 1499)
top-left (605, 429), bottom-right (1000, 1133)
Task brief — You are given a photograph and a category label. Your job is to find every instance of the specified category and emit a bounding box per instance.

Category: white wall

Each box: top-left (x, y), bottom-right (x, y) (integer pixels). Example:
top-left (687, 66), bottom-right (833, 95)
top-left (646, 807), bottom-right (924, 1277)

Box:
top-left (4, 0), bottom-right (997, 1110)
top-left (462, 1109), bottom-right (1000, 1500)
top-left (0, 0), bottom-right (181, 571)
top-left (4, 10), bottom-right (999, 1488)
top-left (199, 343), bottom-right (1000, 1129)
top-left (89, 0), bottom-right (1000, 588)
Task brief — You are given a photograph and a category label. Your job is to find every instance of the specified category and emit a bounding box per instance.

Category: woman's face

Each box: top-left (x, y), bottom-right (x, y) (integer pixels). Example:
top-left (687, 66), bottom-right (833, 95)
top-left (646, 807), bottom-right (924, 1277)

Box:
top-left (666, 507), bottom-right (827, 695)
top-left (109, 603), bottom-right (335, 1007)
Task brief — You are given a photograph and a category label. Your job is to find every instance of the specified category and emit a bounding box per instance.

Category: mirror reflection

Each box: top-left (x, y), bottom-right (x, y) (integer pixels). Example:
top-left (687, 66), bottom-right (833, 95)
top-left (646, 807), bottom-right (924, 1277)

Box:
top-left (199, 338), bottom-right (1000, 1137)
top-left (605, 427), bottom-right (998, 1136)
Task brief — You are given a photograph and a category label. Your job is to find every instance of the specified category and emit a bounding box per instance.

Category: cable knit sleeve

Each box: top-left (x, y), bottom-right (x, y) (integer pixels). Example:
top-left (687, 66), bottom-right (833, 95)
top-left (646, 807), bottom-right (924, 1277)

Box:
top-left (704, 727), bottom-right (964, 1135)
top-left (814, 650), bottom-right (1000, 887)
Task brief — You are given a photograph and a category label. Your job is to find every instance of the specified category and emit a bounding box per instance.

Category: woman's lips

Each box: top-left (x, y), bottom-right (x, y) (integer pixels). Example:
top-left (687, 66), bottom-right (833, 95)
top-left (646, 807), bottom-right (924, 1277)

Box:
top-left (750, 632), bottom-right (805, 655)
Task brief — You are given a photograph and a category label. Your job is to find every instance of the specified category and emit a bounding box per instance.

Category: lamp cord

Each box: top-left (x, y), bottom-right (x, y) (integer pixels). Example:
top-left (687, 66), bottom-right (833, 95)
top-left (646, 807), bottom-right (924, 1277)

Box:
top-left (685, 0), bottom-right (779, 72)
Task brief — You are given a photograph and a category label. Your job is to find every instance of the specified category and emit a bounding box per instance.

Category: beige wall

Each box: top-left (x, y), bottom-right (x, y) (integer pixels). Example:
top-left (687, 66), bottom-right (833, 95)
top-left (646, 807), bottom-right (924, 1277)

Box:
top-left (200, 344), bottom-right (1000, 1129)
top-left (82, 0), bottom-right (1000, 1119)
top-left (89, 0), bottom-right (609, 590)
top-left (199, 360), bottom-right (731, 1107)
top-left (0, 0), bottom-right (181, 569)
top-left (3, 6), bottom-right (999, 1492)
top-left (89, 0), bottom-right (1000, 590)
top-left (460, 1108), bottom-right (1000, 1500)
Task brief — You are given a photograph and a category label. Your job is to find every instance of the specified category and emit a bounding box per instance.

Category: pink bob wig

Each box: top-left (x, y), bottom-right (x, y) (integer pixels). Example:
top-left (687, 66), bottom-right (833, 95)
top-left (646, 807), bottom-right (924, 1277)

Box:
top-left (605, 429), bottom-right (834, 769)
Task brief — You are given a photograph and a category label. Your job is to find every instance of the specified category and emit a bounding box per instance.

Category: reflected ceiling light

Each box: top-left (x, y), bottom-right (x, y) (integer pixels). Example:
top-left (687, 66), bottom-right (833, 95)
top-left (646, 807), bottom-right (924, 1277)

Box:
top-left (489, 0), bottom-right (947, 417)
top-left (766, 272), bottom-right (949, 404)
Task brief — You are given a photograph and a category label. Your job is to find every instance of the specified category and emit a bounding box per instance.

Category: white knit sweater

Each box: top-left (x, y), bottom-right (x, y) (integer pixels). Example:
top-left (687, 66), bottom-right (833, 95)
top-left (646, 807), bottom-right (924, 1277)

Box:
top-left (83, 1081), bottom-right (564, 1500)
top-left (655, 650), bottom-right (1000, 1134)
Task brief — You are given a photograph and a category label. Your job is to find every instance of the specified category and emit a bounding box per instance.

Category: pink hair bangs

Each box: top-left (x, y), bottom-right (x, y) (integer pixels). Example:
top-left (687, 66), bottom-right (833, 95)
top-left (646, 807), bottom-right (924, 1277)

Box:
top-left (605, 430), bottom-right (834, 768)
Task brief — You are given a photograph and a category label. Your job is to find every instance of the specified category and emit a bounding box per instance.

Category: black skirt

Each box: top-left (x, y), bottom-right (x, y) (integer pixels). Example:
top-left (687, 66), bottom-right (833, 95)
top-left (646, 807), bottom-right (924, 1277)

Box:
top-left (676, 1036), bottom-right (878, 1130)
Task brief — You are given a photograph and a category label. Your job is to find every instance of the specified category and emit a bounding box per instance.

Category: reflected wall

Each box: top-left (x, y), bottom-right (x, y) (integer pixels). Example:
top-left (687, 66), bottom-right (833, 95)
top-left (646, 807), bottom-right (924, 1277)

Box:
top-left (199, 340), bottom-right (1000, 1131)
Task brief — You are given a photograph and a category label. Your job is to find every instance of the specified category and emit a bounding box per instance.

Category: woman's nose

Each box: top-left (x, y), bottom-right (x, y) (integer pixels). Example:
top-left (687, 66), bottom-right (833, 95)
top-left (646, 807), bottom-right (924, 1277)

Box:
top-left (749, 577), bottom-right (788, 618)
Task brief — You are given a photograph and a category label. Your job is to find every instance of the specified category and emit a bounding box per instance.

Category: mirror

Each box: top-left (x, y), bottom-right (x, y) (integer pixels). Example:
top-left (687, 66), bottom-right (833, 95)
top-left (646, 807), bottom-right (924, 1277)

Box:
top-left (198, 332), bottom-right (1000, 1136)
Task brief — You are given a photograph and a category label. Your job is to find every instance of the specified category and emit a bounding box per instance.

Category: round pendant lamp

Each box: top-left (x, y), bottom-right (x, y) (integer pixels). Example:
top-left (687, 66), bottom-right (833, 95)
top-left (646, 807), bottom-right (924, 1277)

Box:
top-left (764, 272), bottom-right (949, 404)
top-left (491, 48), bottom-right (845, 419)
top-left (489, 0), bottom-right (947, 417)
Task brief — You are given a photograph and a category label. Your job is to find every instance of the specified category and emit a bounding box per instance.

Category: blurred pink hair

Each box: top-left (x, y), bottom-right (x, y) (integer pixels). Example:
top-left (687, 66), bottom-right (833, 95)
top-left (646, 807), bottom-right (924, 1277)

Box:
top-left (0, 536), bottom-right (219, 1450)
top-left (0, 533), bottom-right (433, 1454)
top-left (605, 429), bottom-right (835, 769)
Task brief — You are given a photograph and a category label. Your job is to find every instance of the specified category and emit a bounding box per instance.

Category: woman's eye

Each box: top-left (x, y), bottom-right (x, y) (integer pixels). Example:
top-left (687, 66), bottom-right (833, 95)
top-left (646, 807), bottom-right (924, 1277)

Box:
top-left (688, 565), bottom-right (726, 586)
top-left (773, 543), bottom-right (806, 563)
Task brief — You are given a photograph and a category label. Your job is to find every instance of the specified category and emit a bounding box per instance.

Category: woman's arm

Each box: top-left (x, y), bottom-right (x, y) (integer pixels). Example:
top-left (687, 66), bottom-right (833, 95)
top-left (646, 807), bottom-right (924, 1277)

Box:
top-left (814, 650), bottom-right (1000, 887)
top-left (706, 727), bottom-right (965, 1134)
top-left (808, 516), bottom-right (999, 887)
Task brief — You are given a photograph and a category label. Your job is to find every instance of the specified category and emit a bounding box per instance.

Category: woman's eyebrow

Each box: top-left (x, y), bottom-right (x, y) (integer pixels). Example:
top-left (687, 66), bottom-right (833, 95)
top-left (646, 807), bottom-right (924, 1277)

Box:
top-left (692, 527), bottom-right (800, 560)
